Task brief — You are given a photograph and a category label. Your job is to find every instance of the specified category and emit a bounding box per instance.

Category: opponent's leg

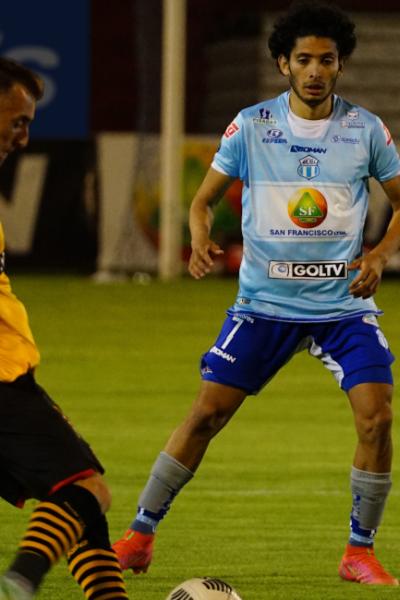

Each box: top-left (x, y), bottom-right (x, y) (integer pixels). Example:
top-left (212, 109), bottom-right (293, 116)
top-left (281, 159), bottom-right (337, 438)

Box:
top-left (1, 475), bottom-right (128, 599)
top-left (68, 515), bottom-right (128, 600)
top-left (113, 381), bottom-right (246, 572)
top-left (339, 382), bottom-right (397, 585)
top-left (1, 485), bottom-right (97, 598)
top-left (67, 475), bottom-right (128, 599)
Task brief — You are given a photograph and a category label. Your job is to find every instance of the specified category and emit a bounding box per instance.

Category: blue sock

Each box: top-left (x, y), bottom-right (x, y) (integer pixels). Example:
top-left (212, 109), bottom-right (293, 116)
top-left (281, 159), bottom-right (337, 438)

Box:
top-left (131, 508), bottom-right (159, 534)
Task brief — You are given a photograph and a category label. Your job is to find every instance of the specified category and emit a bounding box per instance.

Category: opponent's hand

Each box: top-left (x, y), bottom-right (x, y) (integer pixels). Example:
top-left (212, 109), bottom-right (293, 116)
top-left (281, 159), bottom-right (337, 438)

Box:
top-left (348, 252), bottom-right (386, 298)
top-left (188, 238), bottom-right (224, 279)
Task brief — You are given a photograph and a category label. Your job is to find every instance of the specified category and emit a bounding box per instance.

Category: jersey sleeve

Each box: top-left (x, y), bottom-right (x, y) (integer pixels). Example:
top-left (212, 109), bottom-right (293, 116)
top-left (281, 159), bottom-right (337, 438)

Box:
top-left (369, 117), bottom-right (400, 182)
top-left (211, 113), bottom-right (247, 181)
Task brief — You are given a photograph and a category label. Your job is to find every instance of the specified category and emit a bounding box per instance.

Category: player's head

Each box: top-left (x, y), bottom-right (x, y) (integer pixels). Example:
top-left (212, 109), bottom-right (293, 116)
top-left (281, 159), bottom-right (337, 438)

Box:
top-left (268, 2), bottom-right (356, 110)
top-left (0, 57), bottom-right (44, 101)
top-left (268, 1), bottom-right (356, 63)
top-left (0, 57), bottom-right (44, 164)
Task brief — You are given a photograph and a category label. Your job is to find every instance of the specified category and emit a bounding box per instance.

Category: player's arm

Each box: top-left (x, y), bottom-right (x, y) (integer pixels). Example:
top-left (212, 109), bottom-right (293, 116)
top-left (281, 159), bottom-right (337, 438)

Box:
top-left (349, 174), bottom-right (400, 298)
top-left (189, 167), bottom-right (235, 279)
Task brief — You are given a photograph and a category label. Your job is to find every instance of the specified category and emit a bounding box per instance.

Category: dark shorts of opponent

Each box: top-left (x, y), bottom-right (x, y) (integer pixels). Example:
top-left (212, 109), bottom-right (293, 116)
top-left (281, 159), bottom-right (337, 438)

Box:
top-left (0, 372), bottom-right (104, 507)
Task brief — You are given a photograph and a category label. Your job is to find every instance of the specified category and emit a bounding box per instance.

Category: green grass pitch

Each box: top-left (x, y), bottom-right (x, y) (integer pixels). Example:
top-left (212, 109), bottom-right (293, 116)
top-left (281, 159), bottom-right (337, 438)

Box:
top-left (1, 274), bottom-right (400, 600)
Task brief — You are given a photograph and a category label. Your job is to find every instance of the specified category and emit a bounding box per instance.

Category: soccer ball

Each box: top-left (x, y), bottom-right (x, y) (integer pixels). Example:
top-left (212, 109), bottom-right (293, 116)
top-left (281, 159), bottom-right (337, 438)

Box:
top-left (165, 577), bottom-right (242, 600)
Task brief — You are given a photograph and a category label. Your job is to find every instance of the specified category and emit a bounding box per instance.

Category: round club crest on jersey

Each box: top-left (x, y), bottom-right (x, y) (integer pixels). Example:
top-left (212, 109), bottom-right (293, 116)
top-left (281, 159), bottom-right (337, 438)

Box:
top-left (288, 188), bottom-right (328, 228)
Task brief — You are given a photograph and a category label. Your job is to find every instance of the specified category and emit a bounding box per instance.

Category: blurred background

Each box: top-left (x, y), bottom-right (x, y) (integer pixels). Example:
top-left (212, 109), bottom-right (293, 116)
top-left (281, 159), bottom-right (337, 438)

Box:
top-left (1, 0), bottom-right (399, 277)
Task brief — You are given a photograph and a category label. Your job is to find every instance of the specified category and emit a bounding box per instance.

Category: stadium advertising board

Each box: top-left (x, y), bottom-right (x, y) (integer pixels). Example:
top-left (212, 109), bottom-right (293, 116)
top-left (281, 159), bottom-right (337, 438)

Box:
top-left (0, 141), bottom-right (97, 270)
top-left (0, 0), bottom-right (89, 138)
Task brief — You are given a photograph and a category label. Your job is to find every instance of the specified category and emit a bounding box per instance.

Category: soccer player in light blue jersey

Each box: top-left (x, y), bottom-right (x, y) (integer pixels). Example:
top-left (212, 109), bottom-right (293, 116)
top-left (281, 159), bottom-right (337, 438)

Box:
top-left (114, 1), bottom-right (400, 585)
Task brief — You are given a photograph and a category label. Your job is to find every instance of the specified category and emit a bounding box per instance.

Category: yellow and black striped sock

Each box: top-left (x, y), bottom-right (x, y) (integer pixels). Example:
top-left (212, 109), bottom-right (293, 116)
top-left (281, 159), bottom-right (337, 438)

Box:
top-left (68, 542), bottom-right (128, 599)
top-left (8, 485), bottom-right (101, 591)
top-left (20, 500), bottom-right (84, 565)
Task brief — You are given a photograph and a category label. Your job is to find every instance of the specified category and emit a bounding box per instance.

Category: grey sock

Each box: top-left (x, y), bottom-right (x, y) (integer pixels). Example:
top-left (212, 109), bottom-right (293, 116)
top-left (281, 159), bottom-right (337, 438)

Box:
top-left (351, 466), bottom-right (392, 530)
top-left (132, 452), bottom-right (193, 532)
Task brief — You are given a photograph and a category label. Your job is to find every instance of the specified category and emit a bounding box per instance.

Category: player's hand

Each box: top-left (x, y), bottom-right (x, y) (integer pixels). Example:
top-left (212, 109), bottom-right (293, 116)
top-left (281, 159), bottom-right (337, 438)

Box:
top-left (348, 252), bottom-right (386, 298)
top-left (188, 237), bottom-right (224, 279)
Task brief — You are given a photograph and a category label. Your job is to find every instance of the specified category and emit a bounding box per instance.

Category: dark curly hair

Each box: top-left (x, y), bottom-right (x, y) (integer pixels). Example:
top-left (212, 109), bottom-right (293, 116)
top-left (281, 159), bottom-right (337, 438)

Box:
top-left (268, 1), bottom-right (356, 61)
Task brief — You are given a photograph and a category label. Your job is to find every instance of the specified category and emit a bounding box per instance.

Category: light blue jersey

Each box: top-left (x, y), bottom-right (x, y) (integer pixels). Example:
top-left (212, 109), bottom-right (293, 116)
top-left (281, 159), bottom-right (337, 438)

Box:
top-left (212, 92), bottom-right (400, 322)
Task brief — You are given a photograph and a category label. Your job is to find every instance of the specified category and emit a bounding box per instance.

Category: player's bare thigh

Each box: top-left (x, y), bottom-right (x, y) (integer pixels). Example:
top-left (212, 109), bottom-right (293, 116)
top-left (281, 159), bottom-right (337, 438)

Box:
top-left (165, 381), bottom-right (247, 469)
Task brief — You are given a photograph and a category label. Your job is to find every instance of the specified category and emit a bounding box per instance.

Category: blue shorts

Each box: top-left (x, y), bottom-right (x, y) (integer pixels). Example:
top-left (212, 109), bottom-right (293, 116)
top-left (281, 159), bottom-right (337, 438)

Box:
top-left (200, 313), bottom-right (394, 394)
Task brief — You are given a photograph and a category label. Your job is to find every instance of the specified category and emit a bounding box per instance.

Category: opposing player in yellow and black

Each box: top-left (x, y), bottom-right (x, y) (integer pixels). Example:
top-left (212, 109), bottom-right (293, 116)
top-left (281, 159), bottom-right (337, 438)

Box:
top-left (0, 58), bottom-right (129, 600)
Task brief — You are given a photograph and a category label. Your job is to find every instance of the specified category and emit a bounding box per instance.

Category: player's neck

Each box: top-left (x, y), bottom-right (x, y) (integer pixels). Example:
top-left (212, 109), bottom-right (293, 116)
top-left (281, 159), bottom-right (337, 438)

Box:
top-left (289, 91), bottom-right (333, 120)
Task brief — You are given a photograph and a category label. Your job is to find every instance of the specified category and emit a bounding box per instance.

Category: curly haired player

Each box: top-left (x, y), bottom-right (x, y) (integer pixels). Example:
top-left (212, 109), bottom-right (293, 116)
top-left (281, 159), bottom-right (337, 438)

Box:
top-left (114, 1), bottom-right (400, 586)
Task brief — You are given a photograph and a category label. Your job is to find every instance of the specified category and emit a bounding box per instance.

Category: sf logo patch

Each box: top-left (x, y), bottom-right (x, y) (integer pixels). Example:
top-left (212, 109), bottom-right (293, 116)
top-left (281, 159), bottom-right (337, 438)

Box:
top-left (288, 188), bottom-right (328, 228)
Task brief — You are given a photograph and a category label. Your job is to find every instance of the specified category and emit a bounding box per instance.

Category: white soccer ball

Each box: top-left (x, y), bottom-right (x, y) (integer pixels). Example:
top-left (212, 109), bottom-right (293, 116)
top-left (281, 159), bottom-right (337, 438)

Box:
top-left (165, 577), bottom-right (242, 600)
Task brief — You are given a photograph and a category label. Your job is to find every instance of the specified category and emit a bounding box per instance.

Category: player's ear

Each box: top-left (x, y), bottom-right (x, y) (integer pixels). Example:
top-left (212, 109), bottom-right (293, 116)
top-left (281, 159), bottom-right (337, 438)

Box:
top-left (277, 54), bottom-right (290, 76)
top-left (338, 58), bottom-right (344, 75)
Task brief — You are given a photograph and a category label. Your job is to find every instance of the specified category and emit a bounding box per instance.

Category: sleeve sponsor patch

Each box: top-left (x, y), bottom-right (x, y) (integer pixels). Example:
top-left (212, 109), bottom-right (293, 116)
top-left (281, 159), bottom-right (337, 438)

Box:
top-left (224, 121), bottom-right (240, 139)
top-left (382, 121), bottom-right (393, 146)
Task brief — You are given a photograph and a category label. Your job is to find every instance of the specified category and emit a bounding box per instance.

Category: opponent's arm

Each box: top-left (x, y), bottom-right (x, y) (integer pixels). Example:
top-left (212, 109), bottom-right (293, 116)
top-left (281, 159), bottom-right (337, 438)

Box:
top-left (189, 167), bottom-right (235, 279)
top-left (349, 175), bottom-right (400, 298)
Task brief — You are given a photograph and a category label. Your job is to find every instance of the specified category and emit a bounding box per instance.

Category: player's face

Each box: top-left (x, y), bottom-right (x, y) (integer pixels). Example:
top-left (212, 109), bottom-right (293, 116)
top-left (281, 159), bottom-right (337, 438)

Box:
top-left (0, 83), bottom-right (36, 165)
top-left (278, 36), bottom-right (343, 114)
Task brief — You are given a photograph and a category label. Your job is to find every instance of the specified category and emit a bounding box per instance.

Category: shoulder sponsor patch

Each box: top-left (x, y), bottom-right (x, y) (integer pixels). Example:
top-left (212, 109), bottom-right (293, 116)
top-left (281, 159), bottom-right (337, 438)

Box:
top-left (224, 121), bottom-right (239, 139)
top-left (382, 122), bottom-right (393, 146)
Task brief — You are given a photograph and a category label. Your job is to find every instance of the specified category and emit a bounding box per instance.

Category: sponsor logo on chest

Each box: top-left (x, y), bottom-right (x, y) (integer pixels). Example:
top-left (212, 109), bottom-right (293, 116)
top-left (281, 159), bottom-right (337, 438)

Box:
top-left (269, 260), bottom-right (347, 279)
top-left (262, 128), bottom-right (288, 144)
top-left (253, 108), bottom-right (277, 126)
top-left (290, 144), bottom-right (327, 154)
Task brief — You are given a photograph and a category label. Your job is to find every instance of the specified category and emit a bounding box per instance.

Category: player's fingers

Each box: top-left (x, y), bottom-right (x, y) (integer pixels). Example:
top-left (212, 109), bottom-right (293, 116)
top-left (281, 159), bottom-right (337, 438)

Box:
top-left (348, 258), bottom-right (362, 271)
top-left (196, 250), bottom-right (214, 272)
top-left (188, 260), bottom-right (205, 279)
top-left (363, 280), bottom-right (379, 298)
top-left (199, 246), bottom-right (216, 266)
top-left (349, 267), bottom-right (368, 292)
top-left (349, 270), bottom-right (366, 291)
top-left (350, 271), bottom-right (380, 298)
top-left (188, 251), bottom-right (212, 279)
top-left (209, 242), bottom-right (224, 257)
top-left (361, 275), bottom-right (380, 298)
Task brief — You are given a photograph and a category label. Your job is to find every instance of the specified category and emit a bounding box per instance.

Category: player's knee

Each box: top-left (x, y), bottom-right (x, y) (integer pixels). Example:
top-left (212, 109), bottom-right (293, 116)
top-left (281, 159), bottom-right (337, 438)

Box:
top-left (357, 402), bottom-right (393, 444)
top-left (73, 473), bottom-right (112, 513)
top-left (187, 402), bottom-right (231, 439)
